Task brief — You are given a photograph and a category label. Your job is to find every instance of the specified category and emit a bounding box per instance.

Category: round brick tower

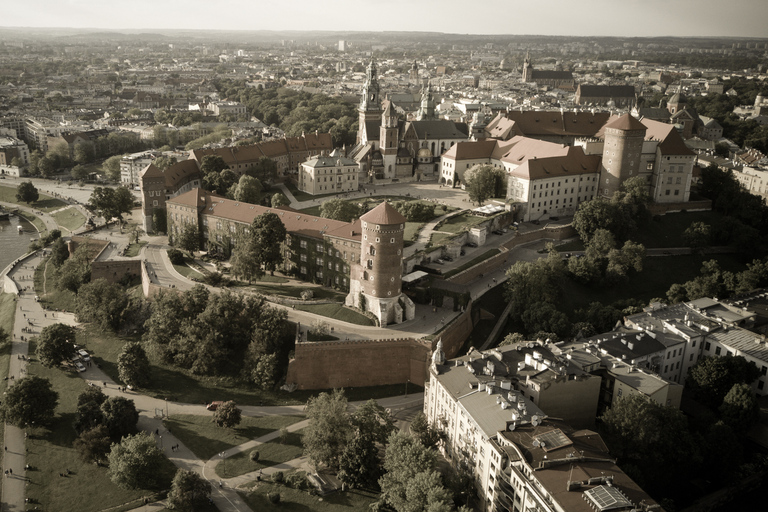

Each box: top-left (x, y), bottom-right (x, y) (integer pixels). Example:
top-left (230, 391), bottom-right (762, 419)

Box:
top-left (346, 201), bottom-right (414, 326)
top-left (599, 113), bottom-right (646, 198)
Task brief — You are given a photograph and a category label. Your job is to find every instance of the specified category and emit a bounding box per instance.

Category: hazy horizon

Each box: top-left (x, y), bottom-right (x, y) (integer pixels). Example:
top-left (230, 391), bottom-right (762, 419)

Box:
top-left (3, 0), bottom-right (768, 39)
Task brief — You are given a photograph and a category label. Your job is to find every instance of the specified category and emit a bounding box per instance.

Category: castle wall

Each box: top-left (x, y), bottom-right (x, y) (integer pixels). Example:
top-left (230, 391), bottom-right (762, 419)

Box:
top-left (91, 260), bottom-right (141, 284)
top-left (285, 337), bottom-right (431, 390)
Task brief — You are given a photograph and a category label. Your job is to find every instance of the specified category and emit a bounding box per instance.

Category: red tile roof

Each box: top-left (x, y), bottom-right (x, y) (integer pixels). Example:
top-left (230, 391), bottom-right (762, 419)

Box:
top-left (360, 201), bottom-right (407, 225)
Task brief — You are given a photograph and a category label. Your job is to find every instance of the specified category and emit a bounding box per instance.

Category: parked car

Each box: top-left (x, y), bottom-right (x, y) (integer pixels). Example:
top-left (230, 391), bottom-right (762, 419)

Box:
top-left (435, 259), bottom-right (445, 265)
top-left (492, 229), bottom-right (503, 235)
top-left (465, 242), bottom-right (478, 248)
top-left (442, 255), bottom-right (452, 262)
top-left (74, 361), bottom-right (86, 373)
top-left (206, 401), bottom-right (225, 411)
top-left (78, 349), bottom-right (91, 362)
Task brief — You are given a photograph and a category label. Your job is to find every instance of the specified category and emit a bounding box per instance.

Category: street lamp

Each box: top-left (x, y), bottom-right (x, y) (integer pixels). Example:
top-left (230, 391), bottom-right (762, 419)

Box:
top-left (405, 379), bottom-right (410, 396)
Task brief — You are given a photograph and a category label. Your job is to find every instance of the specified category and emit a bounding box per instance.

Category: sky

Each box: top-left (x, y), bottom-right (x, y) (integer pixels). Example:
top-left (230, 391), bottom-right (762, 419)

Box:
top-left (4, 0), bottom-right (768, 38)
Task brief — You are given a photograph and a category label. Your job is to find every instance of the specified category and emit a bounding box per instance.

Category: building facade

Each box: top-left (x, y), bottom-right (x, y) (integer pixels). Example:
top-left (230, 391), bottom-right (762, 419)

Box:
top-left (298, 150), bottom-right (359, 195)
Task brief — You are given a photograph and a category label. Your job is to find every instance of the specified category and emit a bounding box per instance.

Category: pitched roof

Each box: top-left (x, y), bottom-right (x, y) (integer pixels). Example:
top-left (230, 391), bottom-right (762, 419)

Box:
top-left (164, 159), bottom-right (201, 188)
top-left (405, 119), bottom-right (469, 140)
top-left (360, 201), bottom-right (406, 225)
top-left (500, 111), bottom-right (611, 139)
top-left (605, 113), bottom-right (647, 132)
top-left (139, 163), bottom-right (163, 179)
top-left (577, 84), bottom-right (636, 98)
top-left (509, 146), bottom-right (601, 180)
top-left (168, 188), bottom-right (354, 241)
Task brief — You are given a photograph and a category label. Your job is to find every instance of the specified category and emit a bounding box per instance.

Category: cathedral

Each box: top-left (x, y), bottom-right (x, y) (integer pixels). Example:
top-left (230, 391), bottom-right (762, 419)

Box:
top-left (349, 57), bottom-right (470, 183)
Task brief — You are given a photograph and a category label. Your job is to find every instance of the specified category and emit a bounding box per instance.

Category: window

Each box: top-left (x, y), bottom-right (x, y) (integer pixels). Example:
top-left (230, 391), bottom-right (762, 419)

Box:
top-left (300, 254), bottom-right (307, 262)
top-left (759, 381), bottom-right (765, 391)
top-left (715, 346), bottom-right (722, 356)
top-left (300, 266), bottom-right (306, 274)
top-left (316, 244), bottom-right (323, 252)
top-left (300, 240), bottom-right (307, 249)
top-left (705, 342), bottom-right (711, 351)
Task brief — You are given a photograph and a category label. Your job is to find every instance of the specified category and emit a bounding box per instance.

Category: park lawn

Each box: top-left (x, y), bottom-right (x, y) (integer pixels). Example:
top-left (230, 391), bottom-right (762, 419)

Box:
top-left (173, 261), bottom-right (205, 279)
top-left (284, 183), bottom-right (338, 203)
top-left (404, 221), bottom-right (424, 242)
top-left (0, 293), bottom-right (15, 446)
top-left (294, 303), bottom-right (374, 326)
top-left (559, 253), bottom-right (747, 316)
top-left (240, 477), bottom-right (378, 511)
top-left (50, 208), bottom-right (86, 232)
top-left (0, 184), bottom-right (68, 213)
top-left (429, 232), bottom-right (455, 246)
top-left (443, 249), bottom-right (500, 278)
top-left (633, 210), bottom-right (724, 248)
top-left (17, 210), bottom-right (48, 236)
top-left (298, 204), bottom-right (322, 216)
top-left (124, 241), bottom-right (148, 257)
top-left (436, 211), bottom-right (498, 234)
top-left (163, 414), bottom-right (304, 461)
top-left (216, 430), bottom-right (304, 479)
top-left (245, 282), bottom-right (345, 301)
top-left (25, 341), bottom-right (171, 512)
top-left (34, 257), bottom-right (77, 312)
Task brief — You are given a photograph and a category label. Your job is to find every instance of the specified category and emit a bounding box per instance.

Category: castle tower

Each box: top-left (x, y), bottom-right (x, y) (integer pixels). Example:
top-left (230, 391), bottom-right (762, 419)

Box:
top-left (599, 114), bottom-right (647, 198)
top-left (416, 80), bottom-right (435, 121)
top-left (380, 100), bottom-right (399, 178)
top-left (139, 163), bottom-right (166, 232)
top-left (346, 202), bottom-right (414, 326)
top-left (667, 86), bottom-right (687, 114)
top-left (357, 57), bottom-right (383, 145)
top-left (409, 60), bottom-right (419, 83)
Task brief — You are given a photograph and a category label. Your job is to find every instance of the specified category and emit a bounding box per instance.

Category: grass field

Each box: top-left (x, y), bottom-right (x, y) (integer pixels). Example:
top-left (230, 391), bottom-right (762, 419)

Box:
top-left (50, 208), bottom-right (87, 232)
top-left (173, 261), bottom-right (205, 279)
top-left (239, 478), bottom-right (378, 512)
top-left (429, 232), bottom-right (456, 246)
top-left (244, 282), bottom-right (345, 301)
top-left (124, 241), bottom-right (147, 257)
top-left (0, 293), bottom-right (16, 450)
top-left (284, 183), bottom-right (339, 203)
top-left (436, 211), bottom-right (499, 234)
top-left (216, 430), bottom-right (304, 478)
top-left (163, 414), bottom-right (304, 461)
top-left (294, 303), bottom-right (374, 326)
top-left (34, 258), bottom-right (77, 312)
top-left (17, 210), bottom-right (47, 236)
top-left (24, 341), bottom-right (173, 512)
top-left (0, 184), bottom-right (68, 213)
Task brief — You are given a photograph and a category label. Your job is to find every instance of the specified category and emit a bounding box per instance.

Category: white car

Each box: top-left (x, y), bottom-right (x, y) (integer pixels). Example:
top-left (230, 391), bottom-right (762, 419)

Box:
top-left (78, 349), bottom-right (91, 362)
top-left (74, 361), bottom-right (86, 373)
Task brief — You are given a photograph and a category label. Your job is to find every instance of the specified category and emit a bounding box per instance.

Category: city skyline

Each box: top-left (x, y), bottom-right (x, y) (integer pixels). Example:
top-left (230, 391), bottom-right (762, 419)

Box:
top-left (3, 0), bottom-right (768, 39)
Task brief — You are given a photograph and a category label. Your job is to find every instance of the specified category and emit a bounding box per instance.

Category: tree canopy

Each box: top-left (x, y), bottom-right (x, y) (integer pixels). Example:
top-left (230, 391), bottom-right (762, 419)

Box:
top-left (36, 323), bottom-right (78, 368)
top-left (320, 198), bottom-right (363, 222)
top-left (108, 432), bottom-right (166, 489)
top-left (213, 400), bottom-right (242, 428)
top-left (167, 469), bottom-right (212, 511)
top-left (0, 376), bottom-right (59, 428)
top-left (686, 355), bottom-right (760, 408)
top-left (117, 342), bottom-right (151, 388)
top-left (88, 186), bottom-right (134, 223)
top-left (303, 389), bottom-right (353, 470)
top-left (75, 278), bottom-right (129, 331)
top-left (464, 164), bottom-right (505, 205)
top-left (229, 174), bottom-right (263, 204)
top-left (16, 181), bottom-right (39, 204)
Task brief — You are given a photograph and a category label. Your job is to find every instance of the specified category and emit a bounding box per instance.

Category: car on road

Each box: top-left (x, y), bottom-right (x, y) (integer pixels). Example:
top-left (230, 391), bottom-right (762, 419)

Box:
top-left (78, 349), bottom-right (91, 362)
top-left (435, 259), bottom-right (445, 265)
top-left (74, 361), bottom-right (86, 373)
top-left (206, 401), bottom-right (225, 411)
top-left (465, 242), bottom-right (477, 248)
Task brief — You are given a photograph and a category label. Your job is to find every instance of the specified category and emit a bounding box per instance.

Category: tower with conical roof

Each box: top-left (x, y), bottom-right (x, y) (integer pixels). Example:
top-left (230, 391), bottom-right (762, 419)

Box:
top-left (357, 57), bottom-right (383, 145)
top-left (346, 201), bottom-right (415, 326)
top-left (599, 114), bottom-right (647, 197)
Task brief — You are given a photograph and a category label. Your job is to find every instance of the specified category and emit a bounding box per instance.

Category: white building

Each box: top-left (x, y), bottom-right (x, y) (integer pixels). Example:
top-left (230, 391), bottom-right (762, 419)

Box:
top-left (298, 150), bottom-right (359, 196)
top-left (120, 151), bottom-right (159, 186)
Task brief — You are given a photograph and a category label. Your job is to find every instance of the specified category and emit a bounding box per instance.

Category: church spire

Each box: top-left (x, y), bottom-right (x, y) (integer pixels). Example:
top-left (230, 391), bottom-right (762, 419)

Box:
top-left (359, 56), bottom-right (381, 113)
top-left (417, 80), bottom-right (435, 121)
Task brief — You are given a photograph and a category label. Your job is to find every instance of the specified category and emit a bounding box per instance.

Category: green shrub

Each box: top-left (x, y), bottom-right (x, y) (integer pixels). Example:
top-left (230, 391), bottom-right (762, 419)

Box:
top-left (167, 248), bottom-right (185, 265)
top-left (267, 491), bottom-right (281, 504)
top-left (272, 471), bottom-right (284, 484)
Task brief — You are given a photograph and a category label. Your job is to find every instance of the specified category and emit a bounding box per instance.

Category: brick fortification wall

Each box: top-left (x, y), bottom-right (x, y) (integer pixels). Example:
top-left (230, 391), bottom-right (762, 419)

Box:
top-left (91, 260), bottom-right (141, 284)
top-left (286, 338), bottom-right (432, 390)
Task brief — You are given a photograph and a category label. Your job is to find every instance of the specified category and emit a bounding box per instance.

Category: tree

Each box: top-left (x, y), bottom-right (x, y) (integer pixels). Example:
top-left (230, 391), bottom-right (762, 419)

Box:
top-left (719, 383), bottom-right (759, 433)
top-left (247, 156), bottom-right (278, 184)
top-left (378, 431), bottom-right (453, 512)
top-left (271, 192), bottom-right (290, 207)
top-left (338, 432), bottom-right (382, 489)
top-left (56, 245), bottom-right (91, 294)
top-left (303, 389), bottom-right (353, 470)
top-left (88, 186), bottom-right (134, 223)
top-left (74, 425), bottom-right (112, 463)
top-left (213, 400), bottom-right (242, 428)
top-left (152, 208), bottom-right (168, 234)
top-left (75, 279), bottom-right (129, 331)
top-left (101, 396), bottom-right (139, 441)
top-left (498, 332), bottom-right (526, 347)
top-left (36, 323), bottom-right (77, 368)
top-left (0, 376), bottom-right (58, 427)
top-left (320, 198), bottom-right (362, 222)
top-left (176, 223), bottom-right (200, 253)
top-left (167, 469), bottom-right (212, 511)
top-left (230, 234), bottom-right (263, 283)
top-left (71, 164), bottom-right (90, 181)
top-left (49, 237), bottom-right (70, 267)
top-left (464, 164), bottom-right (504, 205)
top-left (129, 224), bottom-right (144, 245)
top-left (409, 412), bottom-right (443, 450)
top-left (250, 353), bottom-right (278, 390)
top-left (75, 386), bottom-right (107, 433)
top-left (103, 155), bottom-right (123, 182)
top-left (229, 174), bottom-right (262, 204)
top-left (687, 355), bottom-right (760, 408)
top-left (15, 181), bottom-right (39, 204)
top-left (600, 395), bottom-right (701, 496)
top-left (251, 212), bottom-right (287, 273)
top-left (108, 432), bottom-right (166, 489)
top-left (393, 201), bottom-right (436, 222)
top-left (683, 221), bottom-right (711, 253)
top-left (117, 342), bottom-right (151, 388)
